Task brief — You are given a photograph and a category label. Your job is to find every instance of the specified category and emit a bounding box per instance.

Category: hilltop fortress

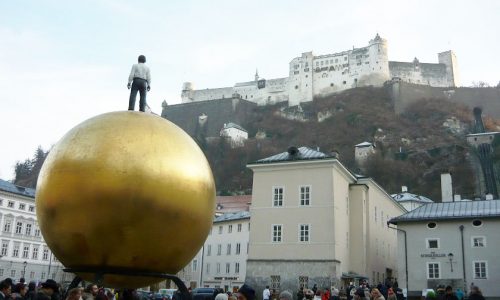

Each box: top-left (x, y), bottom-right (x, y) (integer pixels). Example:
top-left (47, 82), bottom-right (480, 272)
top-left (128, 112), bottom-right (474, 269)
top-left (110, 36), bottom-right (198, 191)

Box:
top-left (181, 34), bottom-right (459, 106)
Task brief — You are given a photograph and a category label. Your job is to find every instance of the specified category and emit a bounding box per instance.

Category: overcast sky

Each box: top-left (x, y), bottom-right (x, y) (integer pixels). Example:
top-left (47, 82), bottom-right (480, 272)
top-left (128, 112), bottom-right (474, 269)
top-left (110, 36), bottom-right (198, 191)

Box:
top-left (1, 0), bottom-right (499, 180)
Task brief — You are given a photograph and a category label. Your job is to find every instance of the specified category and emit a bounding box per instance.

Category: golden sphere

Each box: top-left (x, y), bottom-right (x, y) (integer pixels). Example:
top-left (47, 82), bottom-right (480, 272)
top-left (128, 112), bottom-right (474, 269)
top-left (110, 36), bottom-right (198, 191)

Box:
top-left (36, 111), bottom-right (215, 288)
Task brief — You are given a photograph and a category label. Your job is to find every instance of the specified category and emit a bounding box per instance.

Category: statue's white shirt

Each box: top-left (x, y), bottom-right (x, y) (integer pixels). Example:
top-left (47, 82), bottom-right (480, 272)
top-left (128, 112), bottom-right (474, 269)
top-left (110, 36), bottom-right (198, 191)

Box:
top-left (128, 63), bottom-right (151, 85)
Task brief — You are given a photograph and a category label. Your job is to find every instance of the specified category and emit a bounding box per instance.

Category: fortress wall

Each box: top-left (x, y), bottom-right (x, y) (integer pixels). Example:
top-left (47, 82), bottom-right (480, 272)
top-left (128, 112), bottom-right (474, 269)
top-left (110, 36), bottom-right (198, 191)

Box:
top-left (389, 62), bottom-right (449, 87)
top-left (391, 81), bottom-right (500, 118)
top-left (183, 87), bottom-right (234, 102)
top-left (161, 98), bottom-right (257, 138)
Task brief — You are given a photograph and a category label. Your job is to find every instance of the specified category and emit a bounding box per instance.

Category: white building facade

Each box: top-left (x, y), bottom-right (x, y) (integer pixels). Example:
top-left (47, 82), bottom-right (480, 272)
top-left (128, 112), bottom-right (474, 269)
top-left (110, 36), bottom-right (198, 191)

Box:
top-left (389, 200), bottom-right (500, 299)
top-left (175, 212), bottom-right (250, 292)
top-left (220, 123), bottom-right (248, 148)
top-left (0, 179), bottom-right (68, 283)
top-left (245, 147), bottom-right (407, 295)
top-left (181, 35), bottom-right (459, 107)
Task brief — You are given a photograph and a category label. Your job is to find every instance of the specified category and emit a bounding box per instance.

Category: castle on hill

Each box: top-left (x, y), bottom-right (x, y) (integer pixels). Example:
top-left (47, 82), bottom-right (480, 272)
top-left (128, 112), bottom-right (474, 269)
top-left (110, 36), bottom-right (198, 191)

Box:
top-left (181, 34), bottom-right (459, 106)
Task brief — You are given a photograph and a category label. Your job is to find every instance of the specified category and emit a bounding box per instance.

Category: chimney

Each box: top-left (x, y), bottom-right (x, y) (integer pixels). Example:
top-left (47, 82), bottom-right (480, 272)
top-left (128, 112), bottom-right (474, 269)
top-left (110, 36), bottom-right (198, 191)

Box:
top-left (454, 194), bottom-right (461, 202)
top-left (330, 150), bottom-right (340, 159)
top-left (441, 173), bottom-right (453, 202)
top-left (485, 194), bottom-right (494, 200)
top-left (401, 186), bottom-right (408, 192)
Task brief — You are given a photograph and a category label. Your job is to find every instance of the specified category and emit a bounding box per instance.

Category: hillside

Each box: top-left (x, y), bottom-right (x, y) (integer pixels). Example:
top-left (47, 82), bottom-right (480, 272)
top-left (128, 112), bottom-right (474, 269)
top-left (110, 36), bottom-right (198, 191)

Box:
top-left (201, 86), bottom-right (500, 201)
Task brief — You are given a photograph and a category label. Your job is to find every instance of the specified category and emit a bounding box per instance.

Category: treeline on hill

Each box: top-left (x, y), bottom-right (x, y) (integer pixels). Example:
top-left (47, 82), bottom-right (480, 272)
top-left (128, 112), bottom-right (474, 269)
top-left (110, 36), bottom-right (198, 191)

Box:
top-left (201, 86), bottom-right (499, 201)
top-left (13, 86), bottom-right (500, 201)
top-left (13, 146), bottom-right (49, 188)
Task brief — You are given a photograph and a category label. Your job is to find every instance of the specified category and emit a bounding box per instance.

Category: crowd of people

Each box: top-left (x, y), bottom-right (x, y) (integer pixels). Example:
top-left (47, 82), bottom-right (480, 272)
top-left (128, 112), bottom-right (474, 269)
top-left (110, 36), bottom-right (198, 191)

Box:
top-left (424, 285), bottom-right (485, 300)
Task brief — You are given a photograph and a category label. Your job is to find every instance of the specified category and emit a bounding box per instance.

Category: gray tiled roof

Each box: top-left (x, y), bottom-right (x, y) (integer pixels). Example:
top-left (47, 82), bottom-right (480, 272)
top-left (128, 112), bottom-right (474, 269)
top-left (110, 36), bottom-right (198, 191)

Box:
top-left (389, 200), bottom-right (500, 224)
top-left (214, 211), bottom-right (250, 223)
top-left (0, 179), bottom-right (36, 198)
top-left (252, 146), bottom-right (331, 164)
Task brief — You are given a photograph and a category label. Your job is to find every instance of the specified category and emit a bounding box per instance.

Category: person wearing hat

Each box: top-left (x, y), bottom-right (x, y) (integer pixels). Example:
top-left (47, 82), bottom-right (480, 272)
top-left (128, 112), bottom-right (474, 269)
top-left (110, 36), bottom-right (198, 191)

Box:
top-left (37, 280), bottom-right (59, 300)
top-left (236, 284), bottom-right (255, 300)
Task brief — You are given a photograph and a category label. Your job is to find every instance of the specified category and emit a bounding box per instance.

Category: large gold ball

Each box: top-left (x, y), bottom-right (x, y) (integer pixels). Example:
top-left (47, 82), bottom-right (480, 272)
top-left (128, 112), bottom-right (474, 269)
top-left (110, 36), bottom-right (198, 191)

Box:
top-left (36, 111), bottom-right (215, 288)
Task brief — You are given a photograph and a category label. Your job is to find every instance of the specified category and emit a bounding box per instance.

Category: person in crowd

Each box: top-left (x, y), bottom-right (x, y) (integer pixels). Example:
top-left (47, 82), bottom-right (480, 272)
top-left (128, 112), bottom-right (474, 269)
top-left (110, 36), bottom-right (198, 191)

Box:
top-left (443, 287), bottom-right (458, 300)
top-left (36, 280), bottom-right (59, 300)
top-left (83, 284), bottom-right (99, 300)
top-left (322, 288), bottom-right (330, 300)
top-left (119, 290), bottom-right (140, 300)
top-left (66, 288), bottom-right (83, 300)
top-left (312, 286), bottom-right (318, 295)
top-left (11, 283), bottom-right (28, 300)
top-left (304, 290), bottom-right (314, 300)
top-left (370, 289), bottom-right (384, 300)
top-left (297, 286), bottom-right (304, 300)
top-left (435, 286), bottom-right (445, 300)
top-left (215, 293), bottom-right (229, 300)
top-left (468, 286), bottom-right (485, 300)
top-left (386, 289), bottom-right (396, 300)
top-left (263, 287), bottom-right (271, 300)
top-left (0, 280), bottom-right (12, 300)
top-left (425, 291), bottom-right (436, 300)
top-left (454, 289), bottom-right (463, 300)
top-left (236, 284), bottom-right (255, 300)
top-left (228, 295), bottom-right (237, 300)
top-left (279, 291), bottom-right (293, 300)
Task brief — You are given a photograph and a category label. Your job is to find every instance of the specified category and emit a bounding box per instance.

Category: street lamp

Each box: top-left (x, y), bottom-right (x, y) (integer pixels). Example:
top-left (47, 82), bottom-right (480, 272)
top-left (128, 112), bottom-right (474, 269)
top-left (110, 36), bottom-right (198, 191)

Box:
top-left (23, 261), bottom-right (27, 278)
top-left (448, 253), bottom-right (454, 272)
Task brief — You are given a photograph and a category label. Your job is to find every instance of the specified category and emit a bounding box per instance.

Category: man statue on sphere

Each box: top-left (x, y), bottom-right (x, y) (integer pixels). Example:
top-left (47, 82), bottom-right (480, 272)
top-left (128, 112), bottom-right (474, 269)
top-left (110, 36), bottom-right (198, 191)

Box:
top-left (127, 55), bottom-right (151, 112)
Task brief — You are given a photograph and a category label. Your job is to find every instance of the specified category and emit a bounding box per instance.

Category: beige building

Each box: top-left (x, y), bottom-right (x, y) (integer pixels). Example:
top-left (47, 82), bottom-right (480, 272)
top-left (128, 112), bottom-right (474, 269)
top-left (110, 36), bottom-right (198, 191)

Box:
top-left (245, 147), bottom-right (406, 294)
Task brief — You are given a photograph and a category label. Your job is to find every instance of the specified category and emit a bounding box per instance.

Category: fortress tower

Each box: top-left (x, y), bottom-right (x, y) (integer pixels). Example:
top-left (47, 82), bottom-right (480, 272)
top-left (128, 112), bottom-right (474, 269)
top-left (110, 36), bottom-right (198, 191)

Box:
top-left (438, 50), bottom-right (460, 87)
top-left (288, 52), bottom-right (314, 106)
top-left (181, 82), bottom-right (195, 102)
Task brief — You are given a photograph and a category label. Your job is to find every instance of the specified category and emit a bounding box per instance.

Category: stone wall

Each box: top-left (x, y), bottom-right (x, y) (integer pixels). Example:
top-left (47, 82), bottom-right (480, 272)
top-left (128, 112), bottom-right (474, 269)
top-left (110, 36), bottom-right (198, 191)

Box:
top-left (161, 98), bottom-right (257, 138)
top-left (389, 81), bottom-right (500, 118)
top-left (246, 259), bottom-right (340, 300)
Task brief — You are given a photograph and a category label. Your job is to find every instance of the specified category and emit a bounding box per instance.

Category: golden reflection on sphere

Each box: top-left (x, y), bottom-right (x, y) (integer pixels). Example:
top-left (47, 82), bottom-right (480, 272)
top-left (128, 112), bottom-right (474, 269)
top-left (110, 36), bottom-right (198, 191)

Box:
top-left (35, 111), bottom-right (215, 288)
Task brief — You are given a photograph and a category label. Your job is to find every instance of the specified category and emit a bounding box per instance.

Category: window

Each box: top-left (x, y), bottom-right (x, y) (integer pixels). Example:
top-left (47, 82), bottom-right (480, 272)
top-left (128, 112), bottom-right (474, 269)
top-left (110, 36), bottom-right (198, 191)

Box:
top-left (1, 241), bottom-right (8, 256)
top-left (0, 199), bottom-right (2, 206)
top-left (192, 260), bottom-right (197, 272)
top-left (216, 263), bottom-right (221, 274)
top-left (235, 262), bottom-right (240, 274)
top-left (8, 201), bottom-right (14, 208)
top-left (299, 276), bottom-right (309, 289)
top-left (237, 224), bottom-right (242, 232)
top-left (225, 263), bottom-right (230, 274)
top-left (3, 220), bottom-right (11, 233)
top-left (228, 225), bottom-right (232, 233)
top-left (248, 223), bottom-right (250, 231)
top-left (300, 186), bottom-right (311, 206)
top-left (271, 275), bottom-right (281, 291)
top-left (427, 262), bottom-right (440, 279)
top-left (272, 225), bottom-right (282, 242)
top-left (15, 222), bottom-right (22, 234)
top-left (472, 236), bottom-right (485, 247)
top-left (217, 244), bottom-right (222, 256)
top-left (12, 242), bottom-right (20, 257)
top-left (236, 243), bottom-right (241, 255)
top-left (32, 246), bottom-right (39, 260)
top-left (207, 245), bottom-right (211, 256)
top-left (299, 224), bottom-right (310, 242)
top-left (427, 222), bottom-right (437, 229)
top-left (273, 187), bottom-right (284, 207)
top-left (472, 220), bottom-right (483, 227)
top-left (25, 224), bottom-right (32, 236)
top-left (42, 247), bottom-right (49, 260)
top-left (0, 269), bottom-right (3, 277)
top-left (381, 211), bottom-right (384, 225)
top-left (41, 272), bottom-right (45, 280)
top-left (227, 244), bottom-right (231, 255)
top-left (427, 239), bottom-right (439, 249)
top-left (218, 226), bottom-right (223, 234)
top-left (11, 270), bottom-right (15, 278)
top-left (29, 206), bottom-right (35, 212)
top-left (35, 228), bottom-right (41, 237)
top-left (473, 261), bottom-right (487, 279)
top-left (19, 203), bottom-right (26, 210)
top-left (22, 245), bottom-right (30, 258)
top-left (30, 271), bottom-right (35, 279)
top-left (206, 263), bottom-right (211, 274)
